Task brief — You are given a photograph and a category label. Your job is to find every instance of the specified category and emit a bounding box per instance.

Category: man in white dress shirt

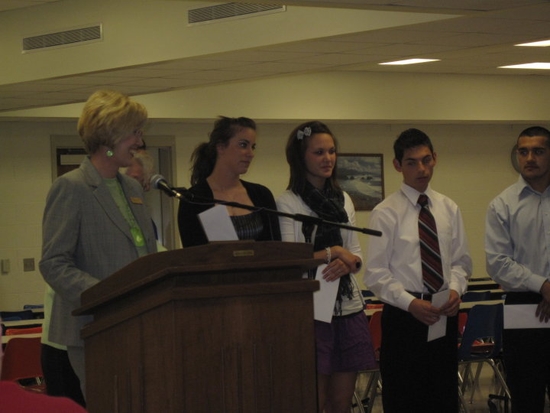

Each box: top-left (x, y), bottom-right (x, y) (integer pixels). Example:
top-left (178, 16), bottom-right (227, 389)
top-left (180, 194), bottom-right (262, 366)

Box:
top-left (364, 128), bottom-right (472, 413)
top-left (485, 126), bottom-right (550, 413)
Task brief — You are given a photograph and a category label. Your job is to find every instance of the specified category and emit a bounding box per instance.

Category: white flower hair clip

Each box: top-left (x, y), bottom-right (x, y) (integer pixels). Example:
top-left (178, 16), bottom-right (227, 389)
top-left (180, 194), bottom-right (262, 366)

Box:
top-left (296, 126), bottom-right (312, 140)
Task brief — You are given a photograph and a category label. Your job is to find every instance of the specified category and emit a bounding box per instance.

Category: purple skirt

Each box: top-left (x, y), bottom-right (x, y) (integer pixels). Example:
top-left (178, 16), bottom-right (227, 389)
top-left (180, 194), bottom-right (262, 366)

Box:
top-left (314, 310), bottom-right (376, 375)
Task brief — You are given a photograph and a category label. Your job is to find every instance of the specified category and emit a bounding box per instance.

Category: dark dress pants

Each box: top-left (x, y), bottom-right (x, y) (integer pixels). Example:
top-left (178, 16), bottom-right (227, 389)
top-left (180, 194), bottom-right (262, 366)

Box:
top-left (41, 344), bottom-right (86, 407)
top-left (504, 292), bottom-right (550, 413)
top-left (380, 304), bottom-right (458, 413)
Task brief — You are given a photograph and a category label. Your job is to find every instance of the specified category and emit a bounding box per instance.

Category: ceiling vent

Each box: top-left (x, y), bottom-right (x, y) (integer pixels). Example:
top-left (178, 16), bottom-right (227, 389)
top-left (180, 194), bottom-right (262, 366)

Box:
top-left (188, 3), bottom-right (285, 25)
top-left (22, 24), bottom-right (102, 53)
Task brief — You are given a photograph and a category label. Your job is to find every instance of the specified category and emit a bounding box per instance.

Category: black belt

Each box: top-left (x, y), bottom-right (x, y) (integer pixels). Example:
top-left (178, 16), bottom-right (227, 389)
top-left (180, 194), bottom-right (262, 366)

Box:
top-left (333, 310), bottom-right (364, 319)
top-left (407, 291), bottom-right (432, 301)
top-left (505, 291), bottom-right (541, 305)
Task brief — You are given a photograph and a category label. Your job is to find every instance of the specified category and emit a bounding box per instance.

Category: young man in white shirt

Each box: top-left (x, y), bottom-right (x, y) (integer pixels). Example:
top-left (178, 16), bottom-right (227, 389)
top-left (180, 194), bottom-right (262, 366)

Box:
top-left (485, 126), bottom-right (550, 413)
top-left (365, 128), bottom-right (472, 413)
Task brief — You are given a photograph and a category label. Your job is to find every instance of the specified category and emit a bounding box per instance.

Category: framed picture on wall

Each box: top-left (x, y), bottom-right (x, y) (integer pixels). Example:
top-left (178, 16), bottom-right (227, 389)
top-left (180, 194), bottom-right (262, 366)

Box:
top-left (336, 153), bottom-right (384, 211)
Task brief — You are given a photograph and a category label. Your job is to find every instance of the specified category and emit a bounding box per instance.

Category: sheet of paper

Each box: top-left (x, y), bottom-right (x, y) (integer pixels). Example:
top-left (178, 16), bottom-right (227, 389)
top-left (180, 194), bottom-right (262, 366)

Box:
top-left (427, 289), bottom-right (450, 342)
top-left (198, 204), bottom-right (238, 242)
top-left (504, 304), bottom-right (550, 329)
top-left (313, 264), bottom-right (341, 323)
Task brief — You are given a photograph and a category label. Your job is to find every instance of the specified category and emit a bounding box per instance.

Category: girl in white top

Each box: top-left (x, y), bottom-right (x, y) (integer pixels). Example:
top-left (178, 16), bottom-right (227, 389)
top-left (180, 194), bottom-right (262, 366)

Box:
top-left (276, 121), bottom-right (375, 413)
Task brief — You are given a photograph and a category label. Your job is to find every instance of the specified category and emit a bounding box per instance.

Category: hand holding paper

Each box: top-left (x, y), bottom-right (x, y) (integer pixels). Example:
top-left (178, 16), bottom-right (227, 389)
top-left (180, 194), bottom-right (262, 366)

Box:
top-left (504, 304), bottom-right (550, 329)
top-left (428, 289), bottom-right (450, 342)
top-left (313, 264), bottom-right (340, 323)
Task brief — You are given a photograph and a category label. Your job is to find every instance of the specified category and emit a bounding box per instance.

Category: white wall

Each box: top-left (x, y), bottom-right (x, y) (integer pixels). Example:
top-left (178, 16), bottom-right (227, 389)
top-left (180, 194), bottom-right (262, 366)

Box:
top-left (5, 71), bottom-right (550, 123)
top-left (0, 121), bottom-right (76, 309)
top-left (0, 119), bottom-right (529, 309)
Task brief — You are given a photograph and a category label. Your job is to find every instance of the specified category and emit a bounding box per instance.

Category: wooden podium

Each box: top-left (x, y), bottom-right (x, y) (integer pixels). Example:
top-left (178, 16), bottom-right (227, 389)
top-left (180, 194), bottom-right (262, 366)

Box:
top-left (75, 241), bottom-right (321, 413)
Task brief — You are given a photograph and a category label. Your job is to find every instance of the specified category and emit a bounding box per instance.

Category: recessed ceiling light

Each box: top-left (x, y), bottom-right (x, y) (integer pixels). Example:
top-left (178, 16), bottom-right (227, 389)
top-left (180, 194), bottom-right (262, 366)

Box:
top-left (516, 40), bottom-right (550, 47)
top-left (499, 62), bottom-right (550, 70)
top-left (379, 58), bottom-right (440, 66)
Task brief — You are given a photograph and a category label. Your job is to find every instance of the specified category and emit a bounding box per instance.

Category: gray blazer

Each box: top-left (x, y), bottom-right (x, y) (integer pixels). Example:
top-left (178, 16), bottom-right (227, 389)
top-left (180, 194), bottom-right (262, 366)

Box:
top-left (39, 157), bottom-right (157, 346)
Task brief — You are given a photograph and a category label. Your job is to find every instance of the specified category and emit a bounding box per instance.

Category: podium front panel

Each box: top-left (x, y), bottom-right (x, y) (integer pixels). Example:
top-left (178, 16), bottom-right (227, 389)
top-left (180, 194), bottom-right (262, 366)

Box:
top-left (81, 242), bottom-right (320, 413)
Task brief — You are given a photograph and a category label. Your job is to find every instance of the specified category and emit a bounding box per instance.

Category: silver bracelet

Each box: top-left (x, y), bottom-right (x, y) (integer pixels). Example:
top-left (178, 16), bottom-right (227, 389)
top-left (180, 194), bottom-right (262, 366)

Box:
top-left (325, 246), bottom-right (331, 264)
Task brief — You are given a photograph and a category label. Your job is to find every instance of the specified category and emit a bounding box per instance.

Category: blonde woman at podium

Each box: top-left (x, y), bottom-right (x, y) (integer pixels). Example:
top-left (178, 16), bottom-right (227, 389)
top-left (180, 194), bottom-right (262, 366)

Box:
top-left (177, 116), bottom-right (281, 246)
top-left (276, 121), bottom-right (376, 413)
top-left (39, 90), bottom-right (157, 401)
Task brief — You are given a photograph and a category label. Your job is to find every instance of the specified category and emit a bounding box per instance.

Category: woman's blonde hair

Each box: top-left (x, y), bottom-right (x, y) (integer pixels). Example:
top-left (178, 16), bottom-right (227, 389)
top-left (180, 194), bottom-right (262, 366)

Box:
top-left (77, 90), bottom-right (148, 154)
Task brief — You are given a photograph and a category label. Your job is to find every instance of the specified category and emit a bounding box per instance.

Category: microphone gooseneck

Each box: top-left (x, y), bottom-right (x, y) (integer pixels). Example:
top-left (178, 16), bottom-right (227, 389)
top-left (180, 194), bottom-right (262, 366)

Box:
top-left (149, 175), bottom-right (381, 237)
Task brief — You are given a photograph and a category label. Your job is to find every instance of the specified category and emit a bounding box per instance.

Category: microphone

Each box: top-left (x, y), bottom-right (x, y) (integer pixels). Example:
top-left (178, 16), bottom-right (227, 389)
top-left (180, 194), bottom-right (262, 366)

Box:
top-left (150, 174), bottom-right (184, 198)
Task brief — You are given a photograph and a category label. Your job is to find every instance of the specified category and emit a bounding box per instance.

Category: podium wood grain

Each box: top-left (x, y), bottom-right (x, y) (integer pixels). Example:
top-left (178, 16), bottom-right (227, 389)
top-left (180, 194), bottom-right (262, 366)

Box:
top-left (75, 241), bottom-right (321, 413)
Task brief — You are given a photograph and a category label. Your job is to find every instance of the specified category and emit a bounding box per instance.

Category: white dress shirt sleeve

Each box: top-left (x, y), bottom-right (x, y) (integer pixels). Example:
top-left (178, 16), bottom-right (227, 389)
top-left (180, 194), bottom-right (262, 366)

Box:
top-left (485, 195), bottom-right (547, 292)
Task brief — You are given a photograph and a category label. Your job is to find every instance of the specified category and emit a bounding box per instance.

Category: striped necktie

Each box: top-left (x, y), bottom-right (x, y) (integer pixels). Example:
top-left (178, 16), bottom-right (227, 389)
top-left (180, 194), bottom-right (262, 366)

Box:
top-left (418, 194), bottom-right (444, 293)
